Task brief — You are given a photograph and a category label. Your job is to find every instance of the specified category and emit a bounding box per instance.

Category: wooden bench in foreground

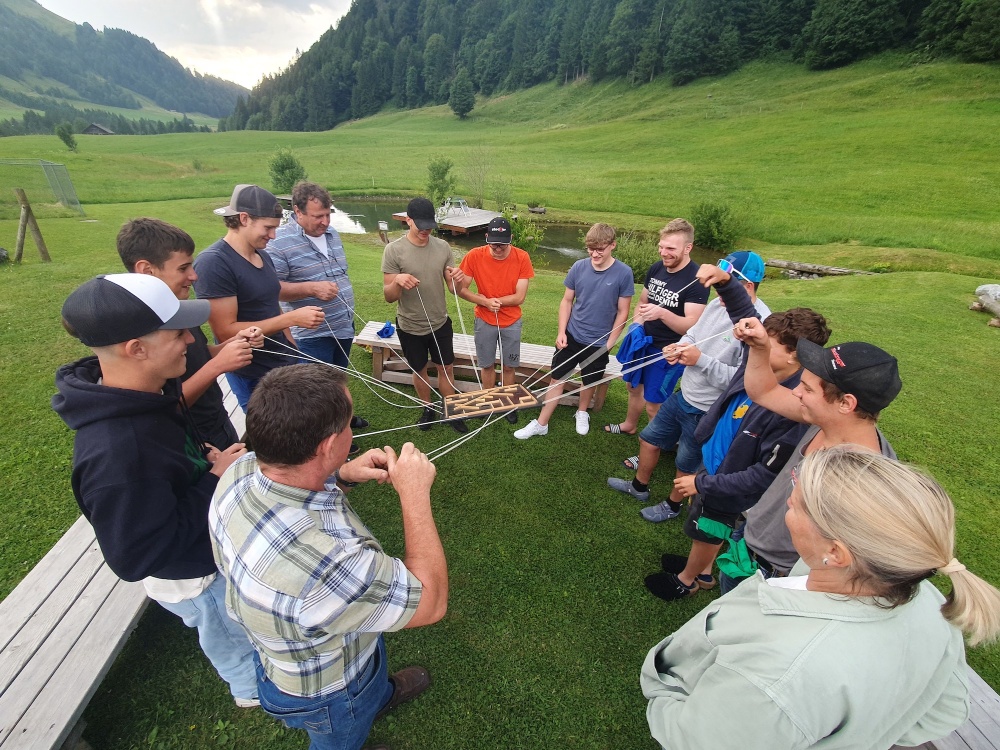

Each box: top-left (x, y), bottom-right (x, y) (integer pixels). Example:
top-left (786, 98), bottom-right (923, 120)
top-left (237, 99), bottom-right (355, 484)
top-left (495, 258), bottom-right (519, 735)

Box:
top-left (0, 517), bottom-right (148, 750)
top-left (354, 320), bottom-right (623, 411)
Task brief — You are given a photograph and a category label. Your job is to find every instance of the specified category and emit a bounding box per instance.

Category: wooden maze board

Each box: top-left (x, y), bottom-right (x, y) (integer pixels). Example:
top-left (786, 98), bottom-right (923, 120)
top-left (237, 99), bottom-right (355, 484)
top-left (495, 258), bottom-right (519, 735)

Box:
top-left (442, 384), bottom-right (538, 419)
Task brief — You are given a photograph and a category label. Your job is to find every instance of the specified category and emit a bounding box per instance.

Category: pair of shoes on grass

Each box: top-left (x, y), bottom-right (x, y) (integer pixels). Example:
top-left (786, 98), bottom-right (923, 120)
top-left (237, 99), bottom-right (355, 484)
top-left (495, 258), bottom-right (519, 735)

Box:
top-left (515, 410), bottom-right (590, 438)
top-left (660, 553), bottom-right (717, 589)
top-left (416, 405), bottom-right (468, 433)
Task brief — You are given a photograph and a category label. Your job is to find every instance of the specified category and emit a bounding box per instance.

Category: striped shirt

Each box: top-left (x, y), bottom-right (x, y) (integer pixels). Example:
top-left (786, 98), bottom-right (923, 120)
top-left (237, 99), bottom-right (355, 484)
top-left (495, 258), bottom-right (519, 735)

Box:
top-left (209, 454), bottom-right (421, 698)
top-left (266, 221), bottom-right (356, 340)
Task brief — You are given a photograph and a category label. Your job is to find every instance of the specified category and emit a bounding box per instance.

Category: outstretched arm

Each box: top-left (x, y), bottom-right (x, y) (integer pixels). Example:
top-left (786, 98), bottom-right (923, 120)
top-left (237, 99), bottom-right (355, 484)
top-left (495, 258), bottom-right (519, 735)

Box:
top-left (735, 318), bottom-right (803, 421)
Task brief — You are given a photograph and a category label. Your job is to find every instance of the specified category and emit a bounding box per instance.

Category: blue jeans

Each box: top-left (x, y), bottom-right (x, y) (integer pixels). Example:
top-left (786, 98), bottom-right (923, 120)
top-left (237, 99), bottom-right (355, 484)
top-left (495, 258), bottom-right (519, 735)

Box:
top-left (297, 336), bottom-right (354, 370)
top-left (638, 390), bottom-right (705, 474)
top-left (254, 636), bottom-right (394, 750)
top-left (155, 575), bottom-right (257, 700)
top-left (225, 371), bottom-right (259, 412)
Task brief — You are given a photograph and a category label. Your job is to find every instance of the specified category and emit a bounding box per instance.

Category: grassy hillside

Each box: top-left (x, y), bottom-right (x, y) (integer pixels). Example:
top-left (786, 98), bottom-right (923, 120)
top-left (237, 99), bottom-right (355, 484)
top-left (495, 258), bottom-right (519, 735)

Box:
top-left (1, 55), bottom-right (998, 260)
top-left (1, 55), bottom-right (999, 748)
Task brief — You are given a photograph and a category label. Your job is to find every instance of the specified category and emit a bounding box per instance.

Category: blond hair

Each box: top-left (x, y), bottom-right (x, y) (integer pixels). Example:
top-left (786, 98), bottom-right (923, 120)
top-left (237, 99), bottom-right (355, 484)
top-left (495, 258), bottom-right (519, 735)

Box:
top-left (798, 446), bottom-right (1000, 646)
top-left (585, 223), bottom-right (616, 248)
top-left (659, 218), bottom-right (694, 245)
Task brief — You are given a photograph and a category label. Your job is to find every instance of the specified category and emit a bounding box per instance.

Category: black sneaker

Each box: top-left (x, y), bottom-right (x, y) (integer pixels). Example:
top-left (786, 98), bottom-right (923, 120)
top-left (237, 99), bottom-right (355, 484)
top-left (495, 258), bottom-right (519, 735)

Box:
top-left (417, 407), bottom-right (435, 431)
top-left (351, 415), bottom-right (370, 429)
top-left (644, 572), bottom-right (697, 602)
top-left (504, 410), bottom-right (518, 424)
top-left (450, 418), bottom-right (469, 434)
top-left (660, 553), bottom-right (688, 574)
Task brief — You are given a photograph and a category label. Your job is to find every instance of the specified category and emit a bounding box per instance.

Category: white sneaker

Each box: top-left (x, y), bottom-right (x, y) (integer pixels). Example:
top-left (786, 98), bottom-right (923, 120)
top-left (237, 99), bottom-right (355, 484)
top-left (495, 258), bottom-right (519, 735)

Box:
top-left (235, 696), bottom-right (260, 708)
top-left (514, 419), bottom-right (548, 439)
top-left (575, 410), bottom-right (590, 435)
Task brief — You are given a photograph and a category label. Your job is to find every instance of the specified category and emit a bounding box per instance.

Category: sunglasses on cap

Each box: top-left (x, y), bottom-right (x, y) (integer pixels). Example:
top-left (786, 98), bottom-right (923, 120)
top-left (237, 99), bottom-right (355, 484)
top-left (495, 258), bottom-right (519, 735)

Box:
top-left (717, 258), bottom-right (751, 284)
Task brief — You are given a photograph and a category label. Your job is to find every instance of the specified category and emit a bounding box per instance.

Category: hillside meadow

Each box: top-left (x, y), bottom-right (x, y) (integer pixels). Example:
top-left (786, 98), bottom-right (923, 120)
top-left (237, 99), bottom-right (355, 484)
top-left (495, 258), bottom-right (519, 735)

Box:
top-left (1, 55), bottom-right (999, 748)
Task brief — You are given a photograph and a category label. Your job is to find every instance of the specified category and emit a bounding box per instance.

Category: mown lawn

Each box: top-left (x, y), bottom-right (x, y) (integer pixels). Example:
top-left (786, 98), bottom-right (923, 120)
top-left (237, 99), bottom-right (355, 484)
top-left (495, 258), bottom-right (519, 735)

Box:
top-left (1, 200), bottom-right (998, 749)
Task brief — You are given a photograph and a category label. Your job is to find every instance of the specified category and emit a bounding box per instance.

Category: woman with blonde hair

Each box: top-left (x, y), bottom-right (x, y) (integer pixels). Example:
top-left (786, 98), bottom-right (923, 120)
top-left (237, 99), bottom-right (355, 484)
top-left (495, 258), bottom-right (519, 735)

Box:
top-left (641, 445), bottom-right (1000, 750)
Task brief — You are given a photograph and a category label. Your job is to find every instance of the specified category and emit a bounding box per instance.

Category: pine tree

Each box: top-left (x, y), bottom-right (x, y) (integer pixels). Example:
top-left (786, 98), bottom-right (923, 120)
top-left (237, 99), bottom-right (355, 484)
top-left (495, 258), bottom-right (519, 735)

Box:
top-left (449, 68), bottom-right (475, 118)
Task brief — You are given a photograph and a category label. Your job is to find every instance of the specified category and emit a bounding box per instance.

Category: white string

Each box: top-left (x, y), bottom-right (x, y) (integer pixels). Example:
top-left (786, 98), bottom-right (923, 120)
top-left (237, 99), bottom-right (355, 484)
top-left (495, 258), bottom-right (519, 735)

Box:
top-left (447, 275), bottom-right (482, 389)
top-left (413, 286), bottom-right (460, 394)
top-left (522, 315), bottom-right (633, 390)
top-left (427, 411), bottom-right (503, 462)
top-left (494, 308), bottom-right (505, 386)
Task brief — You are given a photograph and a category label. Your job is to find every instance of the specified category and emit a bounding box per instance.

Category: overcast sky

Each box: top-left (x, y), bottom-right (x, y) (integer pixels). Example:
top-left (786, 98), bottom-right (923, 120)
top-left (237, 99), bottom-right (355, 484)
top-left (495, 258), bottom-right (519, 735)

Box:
top-left (35, 0), bottom-right (352, 89)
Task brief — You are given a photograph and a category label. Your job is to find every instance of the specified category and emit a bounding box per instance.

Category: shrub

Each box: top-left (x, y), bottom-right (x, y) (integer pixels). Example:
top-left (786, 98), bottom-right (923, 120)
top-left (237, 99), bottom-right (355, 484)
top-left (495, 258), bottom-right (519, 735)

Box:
top-left (690, 202), bottom-right (744, 252)
top-left (268, 148), bottom-right (306, 194)
top-left (504, 208), bottom-right (545, 254)
top-left (610, 230), bottom-right (658, 283)
top-left (426, 156), bottom-right (456, 208)
top-left (54, 122), bottom-right (77, 152)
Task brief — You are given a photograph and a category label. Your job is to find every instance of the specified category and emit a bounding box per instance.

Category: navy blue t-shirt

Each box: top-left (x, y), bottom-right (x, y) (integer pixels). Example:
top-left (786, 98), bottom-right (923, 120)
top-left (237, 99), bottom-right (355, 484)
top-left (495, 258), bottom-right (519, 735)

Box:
top-left (192, 239), bottom-right (293, 380)
top-left (643, 260), bottom-right (708, 347)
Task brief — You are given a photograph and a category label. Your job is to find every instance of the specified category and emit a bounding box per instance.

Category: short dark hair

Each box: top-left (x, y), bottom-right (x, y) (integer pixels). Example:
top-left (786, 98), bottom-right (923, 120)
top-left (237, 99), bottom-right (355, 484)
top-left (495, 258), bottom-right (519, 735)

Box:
top-left (820, 379), bottom-right (879, 422)
top-left (117, 218), bottom-right (194, 271)
top-left (247, 364), bottom-right (352, 466)
top-left (292, 181), bottom-right (332, 212)
top-left (764, 307), bottom-right (831, 350)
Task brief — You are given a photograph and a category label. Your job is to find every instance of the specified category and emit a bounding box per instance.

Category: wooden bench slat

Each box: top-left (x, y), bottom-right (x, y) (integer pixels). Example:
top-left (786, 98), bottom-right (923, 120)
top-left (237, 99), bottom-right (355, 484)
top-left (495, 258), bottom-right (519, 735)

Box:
top-left (0, 577), bottom-right (147, 750)
top-left (0, 538), bottom-right (106, 693)
top-left (0, 562), bottom-right (123, 747)
top-left (0, 517), bottom-right (95, 652)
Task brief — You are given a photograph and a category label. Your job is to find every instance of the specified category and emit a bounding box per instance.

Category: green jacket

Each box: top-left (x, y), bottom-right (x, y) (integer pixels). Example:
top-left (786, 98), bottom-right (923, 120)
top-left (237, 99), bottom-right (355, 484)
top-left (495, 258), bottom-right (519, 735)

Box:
top-left (641, 572), bottom-right (969, 749)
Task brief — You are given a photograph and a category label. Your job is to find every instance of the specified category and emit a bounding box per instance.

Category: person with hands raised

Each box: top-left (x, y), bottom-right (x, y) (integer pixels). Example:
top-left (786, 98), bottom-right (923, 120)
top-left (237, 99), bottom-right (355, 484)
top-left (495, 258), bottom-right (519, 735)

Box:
top-left (210, 364), bottom-right (448, 750)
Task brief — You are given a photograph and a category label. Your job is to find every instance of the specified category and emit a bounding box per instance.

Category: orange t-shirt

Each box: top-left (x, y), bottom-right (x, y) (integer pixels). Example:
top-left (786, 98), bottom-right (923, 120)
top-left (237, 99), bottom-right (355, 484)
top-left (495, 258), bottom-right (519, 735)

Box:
top-left (458, 245), bottom-right (535, 328)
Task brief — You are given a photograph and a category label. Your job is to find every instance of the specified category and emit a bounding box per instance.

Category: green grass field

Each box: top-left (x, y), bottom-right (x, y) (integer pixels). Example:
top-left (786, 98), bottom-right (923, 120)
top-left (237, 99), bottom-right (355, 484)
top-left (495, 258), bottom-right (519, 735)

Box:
top-left (1, 54), bottom-right (1000, 749)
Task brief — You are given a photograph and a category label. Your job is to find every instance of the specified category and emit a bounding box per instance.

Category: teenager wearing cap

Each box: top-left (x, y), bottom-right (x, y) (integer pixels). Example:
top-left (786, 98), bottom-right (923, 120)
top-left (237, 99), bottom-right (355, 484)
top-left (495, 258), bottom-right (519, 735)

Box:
top-left (605, 219), bottom-right (708, 437)
top-left (457, 217), bottom-right (535, 423)
top-left (382, 197), bottom-right (469, 433)
top-left (193, 184), bottom-right (325, 410)
top-left (52, 274), bottom-right (259, 707)
top-left (607, 252), bottom-right (771, 522)
top-left (720, 319), bottom-right (903, 592)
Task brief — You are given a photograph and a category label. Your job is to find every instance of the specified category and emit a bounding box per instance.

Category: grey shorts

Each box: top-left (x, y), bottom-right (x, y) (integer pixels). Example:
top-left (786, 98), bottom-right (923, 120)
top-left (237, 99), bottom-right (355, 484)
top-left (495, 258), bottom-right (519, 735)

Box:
top-left (474, 317), bottom-right (522, 368)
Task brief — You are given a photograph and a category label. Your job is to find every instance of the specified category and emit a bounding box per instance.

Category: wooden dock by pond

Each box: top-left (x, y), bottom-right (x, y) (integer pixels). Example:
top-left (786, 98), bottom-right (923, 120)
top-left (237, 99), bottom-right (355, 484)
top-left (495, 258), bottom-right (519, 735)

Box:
top-left (391, 205), bottom-right (502, 235)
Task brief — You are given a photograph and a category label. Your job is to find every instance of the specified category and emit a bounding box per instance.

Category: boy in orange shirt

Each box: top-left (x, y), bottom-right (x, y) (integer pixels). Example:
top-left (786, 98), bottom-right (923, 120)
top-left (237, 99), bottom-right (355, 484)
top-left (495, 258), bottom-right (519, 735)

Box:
top-left (458, 218), bottom-right (535, 422)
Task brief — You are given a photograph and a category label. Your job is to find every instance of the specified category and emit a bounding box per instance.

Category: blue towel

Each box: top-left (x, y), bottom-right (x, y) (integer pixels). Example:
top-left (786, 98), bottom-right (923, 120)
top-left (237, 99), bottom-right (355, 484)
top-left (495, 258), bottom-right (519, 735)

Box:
top-left (615, 324), bottom-right (655, 387)
top-left (376, 321), bottom-right (395, 339)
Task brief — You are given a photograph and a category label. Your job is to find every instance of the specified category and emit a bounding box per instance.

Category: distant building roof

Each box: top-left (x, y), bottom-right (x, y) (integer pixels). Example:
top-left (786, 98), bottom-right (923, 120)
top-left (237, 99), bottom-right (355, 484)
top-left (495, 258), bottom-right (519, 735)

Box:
top-left (82, 123), bottom-right (114, 135)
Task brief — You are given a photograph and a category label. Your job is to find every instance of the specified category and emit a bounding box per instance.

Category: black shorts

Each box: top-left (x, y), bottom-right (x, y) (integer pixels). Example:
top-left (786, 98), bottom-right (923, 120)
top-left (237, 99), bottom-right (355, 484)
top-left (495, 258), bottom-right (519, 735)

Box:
top-left (683, 493), bottom-right (742, 544)
top-left (549, 331), bottom-right (609, 386)
top-left (397, 318), bottom-right (455, 371)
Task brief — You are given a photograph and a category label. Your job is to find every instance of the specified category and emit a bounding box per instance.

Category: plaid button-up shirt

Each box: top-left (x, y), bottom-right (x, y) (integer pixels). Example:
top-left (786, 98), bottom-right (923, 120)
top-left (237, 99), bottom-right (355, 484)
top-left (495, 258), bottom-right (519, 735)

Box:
top-left (266, 221), bottom-right (356, 340)
top-left (209, 454), bottom-right (421, 698)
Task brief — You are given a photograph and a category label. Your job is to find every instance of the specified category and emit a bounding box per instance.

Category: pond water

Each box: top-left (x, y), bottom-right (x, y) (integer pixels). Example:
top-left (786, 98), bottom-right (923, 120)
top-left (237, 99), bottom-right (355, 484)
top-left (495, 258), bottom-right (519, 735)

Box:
top-left (331, 198), bottom-right (718, 273)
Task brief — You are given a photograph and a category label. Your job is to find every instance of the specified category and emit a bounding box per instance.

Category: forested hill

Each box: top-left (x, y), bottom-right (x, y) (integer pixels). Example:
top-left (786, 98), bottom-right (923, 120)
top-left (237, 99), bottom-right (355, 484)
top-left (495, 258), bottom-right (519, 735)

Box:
top-left (0, 0), bottom-right (247, 119)
top-left (223, 0), bottom-right (1000, 133)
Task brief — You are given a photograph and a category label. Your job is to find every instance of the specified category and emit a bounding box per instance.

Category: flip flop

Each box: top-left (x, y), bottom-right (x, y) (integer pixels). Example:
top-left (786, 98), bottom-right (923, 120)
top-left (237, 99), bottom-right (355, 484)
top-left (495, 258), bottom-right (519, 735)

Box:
top-left (604, 423), bottom-right (636, 435)
top-left (623, 455), bottom-right (640, 471)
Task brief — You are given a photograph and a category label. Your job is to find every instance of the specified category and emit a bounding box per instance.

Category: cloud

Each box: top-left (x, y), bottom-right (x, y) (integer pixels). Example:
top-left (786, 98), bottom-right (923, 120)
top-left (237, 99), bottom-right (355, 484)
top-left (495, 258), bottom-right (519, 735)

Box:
top-left (35, 0), bottom-right (351, 87)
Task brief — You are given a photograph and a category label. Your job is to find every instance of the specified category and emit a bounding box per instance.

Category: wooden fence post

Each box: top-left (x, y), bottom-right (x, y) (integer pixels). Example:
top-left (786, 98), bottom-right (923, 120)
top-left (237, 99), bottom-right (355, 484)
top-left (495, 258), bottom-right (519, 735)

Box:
top-left (13, 188), bottom-right (51, 262)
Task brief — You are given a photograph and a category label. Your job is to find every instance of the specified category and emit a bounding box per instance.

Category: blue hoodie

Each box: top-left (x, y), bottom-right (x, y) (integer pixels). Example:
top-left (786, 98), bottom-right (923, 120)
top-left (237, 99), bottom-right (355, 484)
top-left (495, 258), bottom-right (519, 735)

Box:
top-left (52, 357), bottom-right (219, 582)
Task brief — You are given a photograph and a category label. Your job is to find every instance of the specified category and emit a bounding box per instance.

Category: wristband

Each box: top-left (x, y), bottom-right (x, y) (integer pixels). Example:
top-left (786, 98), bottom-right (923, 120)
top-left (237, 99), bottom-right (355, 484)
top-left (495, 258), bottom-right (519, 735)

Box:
top-left (334, 469), bottom-right (359, 488)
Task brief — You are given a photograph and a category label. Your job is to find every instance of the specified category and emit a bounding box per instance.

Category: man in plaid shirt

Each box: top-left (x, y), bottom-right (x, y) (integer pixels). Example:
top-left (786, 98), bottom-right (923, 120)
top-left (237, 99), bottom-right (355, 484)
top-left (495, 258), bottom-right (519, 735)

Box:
top-left (210, 364), bottom-right (447, 750)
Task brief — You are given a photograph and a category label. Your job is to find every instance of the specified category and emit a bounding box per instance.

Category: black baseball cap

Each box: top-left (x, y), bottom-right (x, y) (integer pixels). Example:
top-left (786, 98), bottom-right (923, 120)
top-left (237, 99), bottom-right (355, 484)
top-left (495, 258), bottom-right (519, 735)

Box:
top-left (214, 184), bottom-right (283, 218)
top-left (62, 274), bottom-right (209, 347)
top-left (485, 217), bottom-right (512, 245)
top-left (796, 340), bottom-right (902, 413)
top-left (406, 197), bottom-right (438, 230)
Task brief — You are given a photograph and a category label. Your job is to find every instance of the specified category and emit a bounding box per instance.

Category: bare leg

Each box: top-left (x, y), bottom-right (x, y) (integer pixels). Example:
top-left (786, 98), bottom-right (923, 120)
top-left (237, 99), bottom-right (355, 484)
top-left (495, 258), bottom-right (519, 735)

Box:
top-left (645, 401), bottom-right (661, 421)
top-left (636, 438), bottom-right (661, 485)
top-left (613, 382), bottom-right (645, 433)
top-left (438, 364), bottom-right (457, 397)
top-left (678, 540), bottom-right (723, 587)
top-left (412, 367), bottom-right (432, 404)
top-left (500, 365), bottom-right (517, 387)
top-left (537, 379), bottom-right (565, 427)
top-left (481, 365), bottom-right (497, 389)
top-left (669, 469), bottom-right (692, 504)
top-left (577, 384), bottom-right (596, 414)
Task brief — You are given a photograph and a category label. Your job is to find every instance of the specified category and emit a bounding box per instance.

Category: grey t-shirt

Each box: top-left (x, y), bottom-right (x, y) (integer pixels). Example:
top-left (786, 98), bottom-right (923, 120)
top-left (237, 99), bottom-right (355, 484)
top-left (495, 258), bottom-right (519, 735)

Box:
top-left (564, 258), bottom-right (635, 345)
top-left (744, 425), bottom-right (897, 573)
top-left (381, 235), bottom-right (454, 335)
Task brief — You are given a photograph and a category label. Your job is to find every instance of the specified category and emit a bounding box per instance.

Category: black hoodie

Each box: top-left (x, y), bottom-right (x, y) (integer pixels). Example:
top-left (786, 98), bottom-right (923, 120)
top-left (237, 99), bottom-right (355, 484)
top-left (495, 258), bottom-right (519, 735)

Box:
top-left (52, 356), bottom-right (219, 582)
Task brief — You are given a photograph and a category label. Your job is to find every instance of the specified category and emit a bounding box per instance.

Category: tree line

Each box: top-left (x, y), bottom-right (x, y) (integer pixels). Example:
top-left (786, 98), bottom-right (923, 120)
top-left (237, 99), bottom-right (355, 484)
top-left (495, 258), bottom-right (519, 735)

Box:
top-left (220, 0), bottom-right (1000, 133)
top-left (0, 4), bottom-right (247, 122)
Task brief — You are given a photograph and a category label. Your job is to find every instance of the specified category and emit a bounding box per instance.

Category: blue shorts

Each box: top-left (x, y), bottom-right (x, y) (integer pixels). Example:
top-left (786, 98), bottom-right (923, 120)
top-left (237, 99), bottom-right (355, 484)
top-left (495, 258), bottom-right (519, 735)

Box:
top-left (627, 357), bottom-right (682, 405)
top-left (639, 390), bottom-right (705, 474)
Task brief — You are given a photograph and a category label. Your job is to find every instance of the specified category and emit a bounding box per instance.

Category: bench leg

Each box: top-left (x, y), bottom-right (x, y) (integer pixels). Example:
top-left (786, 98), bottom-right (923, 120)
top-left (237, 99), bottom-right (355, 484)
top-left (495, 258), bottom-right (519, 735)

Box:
top-left (372, 346), bottom-right (385, 379)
